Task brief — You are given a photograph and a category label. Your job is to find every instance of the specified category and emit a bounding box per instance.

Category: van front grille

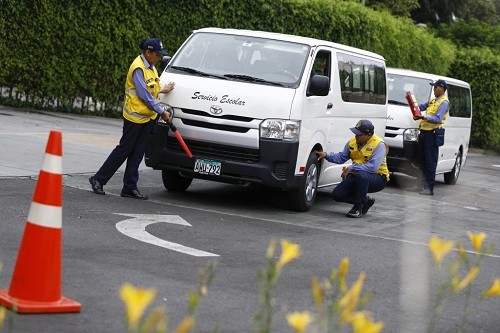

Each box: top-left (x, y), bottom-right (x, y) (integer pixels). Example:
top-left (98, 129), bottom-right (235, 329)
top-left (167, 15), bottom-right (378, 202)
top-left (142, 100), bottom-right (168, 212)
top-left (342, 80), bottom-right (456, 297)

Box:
top-left (167, 138), bottom-right (259, 163)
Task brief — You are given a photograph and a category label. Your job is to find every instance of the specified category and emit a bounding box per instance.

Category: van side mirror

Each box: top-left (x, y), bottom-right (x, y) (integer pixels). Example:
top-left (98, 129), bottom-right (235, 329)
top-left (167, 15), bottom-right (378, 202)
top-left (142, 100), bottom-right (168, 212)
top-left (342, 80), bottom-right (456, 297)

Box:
top-left (308, 75), bottom-right (329, 96)
top-left (158, 56), bottom-right (172, 73)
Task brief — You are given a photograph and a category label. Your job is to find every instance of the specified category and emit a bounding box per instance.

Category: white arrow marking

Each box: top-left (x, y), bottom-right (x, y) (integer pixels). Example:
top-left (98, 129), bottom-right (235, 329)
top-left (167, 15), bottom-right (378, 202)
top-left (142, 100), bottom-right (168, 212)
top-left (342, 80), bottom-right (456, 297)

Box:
top-left (115, 213), bottom-right (219, 257)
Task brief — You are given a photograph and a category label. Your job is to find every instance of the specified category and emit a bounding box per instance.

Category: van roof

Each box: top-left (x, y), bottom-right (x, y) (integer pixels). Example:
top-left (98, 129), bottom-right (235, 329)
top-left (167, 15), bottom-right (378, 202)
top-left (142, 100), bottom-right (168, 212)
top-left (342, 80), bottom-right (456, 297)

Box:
top-left (387, 67), bottom-right (470, 88)
top-left (194, 27), bottom-right (386, 62)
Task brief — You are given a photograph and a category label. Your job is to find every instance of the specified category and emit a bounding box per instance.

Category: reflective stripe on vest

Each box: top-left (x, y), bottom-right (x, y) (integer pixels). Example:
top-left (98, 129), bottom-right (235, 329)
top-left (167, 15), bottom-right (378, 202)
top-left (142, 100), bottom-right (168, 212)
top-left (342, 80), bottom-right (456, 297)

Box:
top-left (420, 95), bottom-right (449, 131)
top-left (348, 134), bottom-right (390, 182)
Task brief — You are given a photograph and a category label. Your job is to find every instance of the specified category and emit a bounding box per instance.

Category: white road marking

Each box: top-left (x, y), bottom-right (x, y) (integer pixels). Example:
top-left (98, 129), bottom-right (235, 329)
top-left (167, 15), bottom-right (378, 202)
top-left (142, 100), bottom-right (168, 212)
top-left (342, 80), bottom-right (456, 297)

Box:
top-left (492, 164), bottom-right (500, 168)
top-left (115, 213), bottom-right (219, 257)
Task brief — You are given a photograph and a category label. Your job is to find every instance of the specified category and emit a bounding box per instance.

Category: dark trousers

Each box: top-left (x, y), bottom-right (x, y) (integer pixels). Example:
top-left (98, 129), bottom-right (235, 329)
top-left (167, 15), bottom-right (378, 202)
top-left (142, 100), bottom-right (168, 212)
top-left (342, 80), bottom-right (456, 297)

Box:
top-left (94, 118), bottom-right (156, 191)
top-left (331, 170), bottom-right (386, 210)
top-left (417, 131), bottom-right (438, 191)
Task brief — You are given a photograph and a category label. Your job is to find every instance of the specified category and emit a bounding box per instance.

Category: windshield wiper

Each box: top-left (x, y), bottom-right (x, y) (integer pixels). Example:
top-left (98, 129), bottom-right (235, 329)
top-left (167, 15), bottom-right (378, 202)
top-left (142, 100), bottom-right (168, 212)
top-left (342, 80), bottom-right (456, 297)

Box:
top-left (224, 74), bottom-right (285, 87)
top-left (388, 99), bottom-right (408, 106)
top-left (170, 66), bottom-right (227, 80)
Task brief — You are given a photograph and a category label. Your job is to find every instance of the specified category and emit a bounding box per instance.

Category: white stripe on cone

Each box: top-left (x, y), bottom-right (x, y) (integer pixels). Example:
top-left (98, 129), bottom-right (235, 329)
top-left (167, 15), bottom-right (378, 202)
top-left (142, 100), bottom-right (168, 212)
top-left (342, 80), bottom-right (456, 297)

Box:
top-left (41, 153), bottom-right (63, 174)
top-left (27, 202), bottom-right (62, 229)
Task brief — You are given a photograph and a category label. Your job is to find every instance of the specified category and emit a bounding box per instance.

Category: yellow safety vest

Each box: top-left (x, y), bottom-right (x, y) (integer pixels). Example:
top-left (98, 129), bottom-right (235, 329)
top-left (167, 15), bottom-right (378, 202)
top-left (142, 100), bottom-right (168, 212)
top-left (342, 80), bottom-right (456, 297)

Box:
top-left (348, 134), bottom-right (390, 182)
top-left (420, 95), bottom-right (449, 131)
top-left (123, 55), bottom-right (161, 123)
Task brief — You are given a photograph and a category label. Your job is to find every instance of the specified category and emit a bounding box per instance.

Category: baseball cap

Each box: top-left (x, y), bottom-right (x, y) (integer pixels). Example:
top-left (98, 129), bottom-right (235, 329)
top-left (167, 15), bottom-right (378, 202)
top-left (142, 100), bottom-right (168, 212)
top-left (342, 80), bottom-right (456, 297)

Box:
top-left (141, 38), bottom-right (168, 56)
top-left (430, 79), bottom-right (447, 90)
top-left (350, 119), bottom-right (374, 135)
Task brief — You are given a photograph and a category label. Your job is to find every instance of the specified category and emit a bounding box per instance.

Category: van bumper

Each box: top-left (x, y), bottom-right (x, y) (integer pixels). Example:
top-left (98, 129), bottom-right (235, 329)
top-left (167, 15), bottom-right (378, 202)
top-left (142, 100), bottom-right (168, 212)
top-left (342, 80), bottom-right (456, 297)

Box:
top-left (145, 124), bottom-right (302, 189)
top-left (386, 142), bottom-right (419, 176)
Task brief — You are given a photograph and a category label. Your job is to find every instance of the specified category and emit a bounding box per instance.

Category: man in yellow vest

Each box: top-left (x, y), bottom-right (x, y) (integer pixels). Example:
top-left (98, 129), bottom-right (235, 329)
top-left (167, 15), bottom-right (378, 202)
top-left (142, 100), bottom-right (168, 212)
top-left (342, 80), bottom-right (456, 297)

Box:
top-left (407, 79), bottom-right (449, 196)
top-left (89, 38), bottom-right (174, 200)
top-left (315, 120), bottom-right (390, 218)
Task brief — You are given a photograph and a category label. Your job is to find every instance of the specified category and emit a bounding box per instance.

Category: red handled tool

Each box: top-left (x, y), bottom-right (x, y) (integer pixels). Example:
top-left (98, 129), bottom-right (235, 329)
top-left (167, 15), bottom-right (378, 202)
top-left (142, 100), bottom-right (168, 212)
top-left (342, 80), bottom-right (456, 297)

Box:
top-left (169, 122), bottom-right (193, 158)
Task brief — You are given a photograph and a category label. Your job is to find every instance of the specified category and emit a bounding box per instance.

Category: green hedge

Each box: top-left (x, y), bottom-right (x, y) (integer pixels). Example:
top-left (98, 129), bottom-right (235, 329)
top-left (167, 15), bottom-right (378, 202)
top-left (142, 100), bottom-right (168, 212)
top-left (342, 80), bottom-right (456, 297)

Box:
top-left (448, 47), bottom-right (500, 152)
top-left (0, 0), bottom-right (498, 150)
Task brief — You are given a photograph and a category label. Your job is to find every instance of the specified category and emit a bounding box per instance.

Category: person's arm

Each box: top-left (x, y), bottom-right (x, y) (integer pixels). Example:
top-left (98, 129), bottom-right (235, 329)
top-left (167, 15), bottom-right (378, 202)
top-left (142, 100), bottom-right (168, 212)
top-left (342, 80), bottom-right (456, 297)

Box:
top-left (350, 142), bottom-right (385, 173)
top-left (324, 143), bottom-right (350, 164)
top-left (132, 68), bottom-right (166, 115)
top-left (422, 100), bottom-right (449, 123)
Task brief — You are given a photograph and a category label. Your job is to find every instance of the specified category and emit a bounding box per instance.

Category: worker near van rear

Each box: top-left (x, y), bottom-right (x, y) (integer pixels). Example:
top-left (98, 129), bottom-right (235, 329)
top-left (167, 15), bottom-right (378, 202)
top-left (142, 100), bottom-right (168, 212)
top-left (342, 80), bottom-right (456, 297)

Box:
top-left (315, 120), bottom-right (390, 218)
top-left (89, 38), bottom-right (175, 200)
top-left (406, 79), bottom-right (449, 196)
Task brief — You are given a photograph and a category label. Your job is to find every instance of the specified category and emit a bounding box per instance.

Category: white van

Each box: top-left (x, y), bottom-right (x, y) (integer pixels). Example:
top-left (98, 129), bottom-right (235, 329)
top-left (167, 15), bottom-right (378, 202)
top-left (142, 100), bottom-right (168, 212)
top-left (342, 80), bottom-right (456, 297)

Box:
top-left (385, 67), bottom-right (472, 184)
top-left (146, 28), bottom-right (388, 211)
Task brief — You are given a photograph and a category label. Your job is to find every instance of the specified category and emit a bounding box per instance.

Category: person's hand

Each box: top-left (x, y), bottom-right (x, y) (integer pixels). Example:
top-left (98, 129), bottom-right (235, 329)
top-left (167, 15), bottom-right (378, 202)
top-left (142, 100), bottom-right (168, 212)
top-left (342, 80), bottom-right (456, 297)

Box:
top-left (341, 166), bottom-right (350, 180)
top-left (314, 150), bottom-right (326, 160)
top-left (160, 82), bottom-right (175, 93)
top-left (160, 105), bottom-right (173, 123)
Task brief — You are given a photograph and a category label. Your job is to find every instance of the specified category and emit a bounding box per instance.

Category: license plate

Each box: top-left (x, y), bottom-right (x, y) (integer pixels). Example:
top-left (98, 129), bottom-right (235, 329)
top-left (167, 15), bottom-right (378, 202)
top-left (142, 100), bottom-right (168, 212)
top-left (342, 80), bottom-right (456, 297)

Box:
top-left (194, 159), bottom-right (221, 176)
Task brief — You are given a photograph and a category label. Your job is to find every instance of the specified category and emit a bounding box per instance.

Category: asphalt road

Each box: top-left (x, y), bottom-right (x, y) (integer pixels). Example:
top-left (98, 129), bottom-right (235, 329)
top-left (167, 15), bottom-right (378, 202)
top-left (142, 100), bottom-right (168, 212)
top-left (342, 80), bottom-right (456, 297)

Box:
top-left (0, 106), bottom-right (499, 333)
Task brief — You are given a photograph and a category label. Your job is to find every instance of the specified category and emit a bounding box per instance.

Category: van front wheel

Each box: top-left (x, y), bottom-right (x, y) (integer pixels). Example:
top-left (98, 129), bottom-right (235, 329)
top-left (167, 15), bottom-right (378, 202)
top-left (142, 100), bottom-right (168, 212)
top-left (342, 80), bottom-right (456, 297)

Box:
top-left (444, 150), bottom-right (462, 185)
top-left (287, 152), bottom-right (319, 212)
top-left (162, 170), bottom-right (193, 192)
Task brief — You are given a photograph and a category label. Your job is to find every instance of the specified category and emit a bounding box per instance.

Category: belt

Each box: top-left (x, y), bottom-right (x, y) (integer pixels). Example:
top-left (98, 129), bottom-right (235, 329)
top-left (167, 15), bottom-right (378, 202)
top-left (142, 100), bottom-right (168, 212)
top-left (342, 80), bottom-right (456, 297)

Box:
top-left (419, 129), bottom-right (435, 133)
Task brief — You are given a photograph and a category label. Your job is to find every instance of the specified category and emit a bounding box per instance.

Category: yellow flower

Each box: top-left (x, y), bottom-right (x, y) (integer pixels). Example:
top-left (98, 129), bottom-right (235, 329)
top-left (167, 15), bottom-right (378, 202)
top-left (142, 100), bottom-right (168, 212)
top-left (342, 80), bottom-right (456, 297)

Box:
top-left (351, 311), bottom-right (384, 333)
top-left (277, 239), bottom-right (301, 269)
top-left (339, 257), bottom-right (350, 293)
top-left (339, 272), bottom-right (366, 323)
top-left (482, 278), bottom-right (500, 298)
top-left (0, 306), bottom-right (5, 327)
top-left (266, 238), bottom-right (277, 260)
top-left (453, 266), bottom-right (479, 293)
top-left (428, 236), bottom-right (454, 265)
top-left (119, 283), bottom-right (157, 329)
top-left (467, 231), bottom-right (486, 252)
top-left (286, 311), bottom-right (312, 333)
top-left (311, 277), bottom-right (324, 310)
top-left (173, 315), bottom-right (195, 333)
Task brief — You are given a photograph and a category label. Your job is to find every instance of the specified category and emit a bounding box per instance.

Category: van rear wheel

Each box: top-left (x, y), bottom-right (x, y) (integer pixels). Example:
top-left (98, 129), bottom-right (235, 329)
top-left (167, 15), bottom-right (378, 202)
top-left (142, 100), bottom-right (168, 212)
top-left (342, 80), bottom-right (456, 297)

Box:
top-left (162, 170), bottom-right (193, 191)
top-left (444, 150), bottom-right (462, 185)
top-left (287, 152), bottom-right (319, 212)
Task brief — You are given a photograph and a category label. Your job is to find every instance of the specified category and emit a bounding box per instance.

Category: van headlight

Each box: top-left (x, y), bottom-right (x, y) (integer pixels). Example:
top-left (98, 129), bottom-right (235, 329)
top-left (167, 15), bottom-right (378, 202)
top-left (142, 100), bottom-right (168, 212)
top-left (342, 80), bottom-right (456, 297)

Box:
top-left (260, 119), bottom-right (300, 142)
top-left (403, 128), bottom-right (419, 142)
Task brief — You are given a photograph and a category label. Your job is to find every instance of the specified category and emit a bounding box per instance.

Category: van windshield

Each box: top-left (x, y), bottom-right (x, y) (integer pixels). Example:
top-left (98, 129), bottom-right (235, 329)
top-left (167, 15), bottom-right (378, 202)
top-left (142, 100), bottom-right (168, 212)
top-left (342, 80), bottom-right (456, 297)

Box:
top-left (387, 74), bottom-right (432, 106)
top-left (167, 32), bottom-right (310, 88)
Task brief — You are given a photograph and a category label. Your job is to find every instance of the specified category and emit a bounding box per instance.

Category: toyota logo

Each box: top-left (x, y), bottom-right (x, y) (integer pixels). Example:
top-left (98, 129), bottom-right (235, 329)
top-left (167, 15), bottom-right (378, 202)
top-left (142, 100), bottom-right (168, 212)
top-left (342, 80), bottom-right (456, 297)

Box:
top-left (209, 105), bottom-right (223, 115)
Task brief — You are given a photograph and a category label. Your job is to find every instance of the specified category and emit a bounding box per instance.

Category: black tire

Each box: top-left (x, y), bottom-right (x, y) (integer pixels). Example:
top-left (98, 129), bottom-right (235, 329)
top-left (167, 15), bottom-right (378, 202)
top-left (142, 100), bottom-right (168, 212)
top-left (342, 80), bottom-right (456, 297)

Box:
top-left (287, 152), bottom-right (319, 212)
top-left (162, 170), bottom-right (193, 192)
top-left (444, 150), bottom-right (462, 185)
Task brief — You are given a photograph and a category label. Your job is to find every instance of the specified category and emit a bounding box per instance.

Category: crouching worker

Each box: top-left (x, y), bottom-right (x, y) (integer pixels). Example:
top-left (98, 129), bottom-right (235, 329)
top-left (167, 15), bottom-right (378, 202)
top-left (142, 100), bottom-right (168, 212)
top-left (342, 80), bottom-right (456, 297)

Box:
top-left (314, 119), bottom-right (390, 218)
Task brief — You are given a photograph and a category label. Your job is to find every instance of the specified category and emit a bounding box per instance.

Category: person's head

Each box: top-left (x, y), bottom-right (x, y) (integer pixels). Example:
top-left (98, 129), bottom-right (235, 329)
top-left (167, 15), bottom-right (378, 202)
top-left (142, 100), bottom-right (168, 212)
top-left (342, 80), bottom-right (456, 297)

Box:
top-left (430, 79), bottom-right (447, 97)
top-left (140, 38), bottom-right (168, 65)
top-left (350, 119), bottom-right (374, 144)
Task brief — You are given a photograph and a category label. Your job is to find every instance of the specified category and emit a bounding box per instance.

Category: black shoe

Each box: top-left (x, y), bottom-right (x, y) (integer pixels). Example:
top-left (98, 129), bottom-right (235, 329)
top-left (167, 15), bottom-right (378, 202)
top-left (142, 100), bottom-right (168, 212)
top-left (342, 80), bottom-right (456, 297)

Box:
top-left (406, 185), bottom-right (422, 192)
top-left (121, 189), bottom-right (148, 200)
top-left (346, 206), bottom-right (362, 218)
top-left (362, 196), bottom-right (375, 215)
top-left (89, 176), bottom-right (105, 195)
top-left (419, 188), bottom-right (434, 196)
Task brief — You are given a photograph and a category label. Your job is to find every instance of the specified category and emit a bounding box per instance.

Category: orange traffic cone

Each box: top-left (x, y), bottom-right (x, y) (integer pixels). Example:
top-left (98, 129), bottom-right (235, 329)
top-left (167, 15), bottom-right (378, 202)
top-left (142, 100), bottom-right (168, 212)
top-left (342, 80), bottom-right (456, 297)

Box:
top-left (0, 130), bottom-right (81, 313)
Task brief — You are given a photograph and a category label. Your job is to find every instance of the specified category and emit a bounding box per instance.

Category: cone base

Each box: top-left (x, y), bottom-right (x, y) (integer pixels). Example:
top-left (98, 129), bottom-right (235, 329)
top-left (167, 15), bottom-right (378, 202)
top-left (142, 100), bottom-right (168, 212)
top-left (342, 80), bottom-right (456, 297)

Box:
top-left (0, 289), bottom-right (81, 313)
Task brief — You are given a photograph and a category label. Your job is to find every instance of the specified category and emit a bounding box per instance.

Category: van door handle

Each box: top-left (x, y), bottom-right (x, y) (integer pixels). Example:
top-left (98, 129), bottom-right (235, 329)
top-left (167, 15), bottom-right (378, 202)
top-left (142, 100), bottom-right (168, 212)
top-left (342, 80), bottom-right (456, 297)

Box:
top-left (327, 103), bottom-right (333, 109)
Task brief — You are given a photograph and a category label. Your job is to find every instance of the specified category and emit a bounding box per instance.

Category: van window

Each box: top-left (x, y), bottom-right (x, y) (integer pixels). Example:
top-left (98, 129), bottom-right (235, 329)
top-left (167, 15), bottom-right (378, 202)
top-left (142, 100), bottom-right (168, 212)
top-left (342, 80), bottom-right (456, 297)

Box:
top-left (447, 85), bottom-right (472, 118)
top-left (387, 74), bottom-right (432, 106)
top-left (167, 32), bottom-right (310, 88)
top-left (338, 53), bottom-right (386, 104)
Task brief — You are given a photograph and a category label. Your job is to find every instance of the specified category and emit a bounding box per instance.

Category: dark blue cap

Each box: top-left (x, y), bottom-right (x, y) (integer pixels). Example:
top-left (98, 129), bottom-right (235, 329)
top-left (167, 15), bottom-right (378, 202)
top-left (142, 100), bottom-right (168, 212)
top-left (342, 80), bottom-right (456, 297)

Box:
top-left (141, 38), bottom-right (168, 56)
top-left (430, 79), bottom-right (447, 90)
top-left (350, 119), bottom-right (374, 135)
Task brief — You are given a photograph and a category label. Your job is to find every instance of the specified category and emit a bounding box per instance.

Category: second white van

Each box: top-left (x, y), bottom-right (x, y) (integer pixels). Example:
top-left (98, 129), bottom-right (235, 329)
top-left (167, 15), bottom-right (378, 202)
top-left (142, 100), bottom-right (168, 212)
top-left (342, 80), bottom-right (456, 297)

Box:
top-left (146, 28), bottom-right (388, 211)
top-left (385, 67), bottom-right (472, 184)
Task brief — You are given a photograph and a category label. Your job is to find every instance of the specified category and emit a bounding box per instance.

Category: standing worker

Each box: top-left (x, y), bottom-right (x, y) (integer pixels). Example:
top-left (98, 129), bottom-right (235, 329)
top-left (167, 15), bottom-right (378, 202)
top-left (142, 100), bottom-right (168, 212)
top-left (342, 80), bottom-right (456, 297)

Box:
top-left (89, 38), bottom-right (175, 200)
top-left (406, 79), bottom-right (449, 196)
top-left (315, 120), bottom-right (390, 218)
